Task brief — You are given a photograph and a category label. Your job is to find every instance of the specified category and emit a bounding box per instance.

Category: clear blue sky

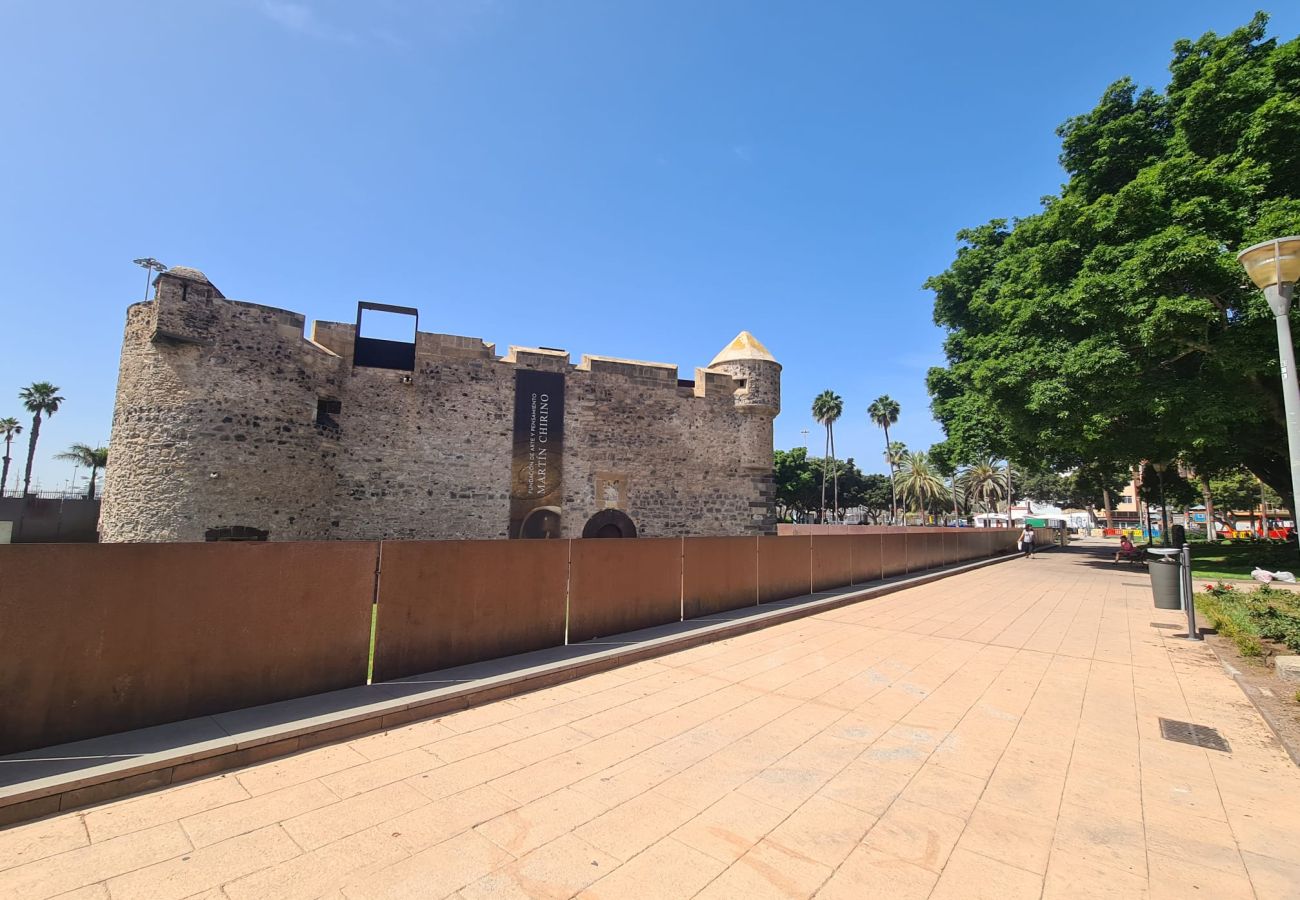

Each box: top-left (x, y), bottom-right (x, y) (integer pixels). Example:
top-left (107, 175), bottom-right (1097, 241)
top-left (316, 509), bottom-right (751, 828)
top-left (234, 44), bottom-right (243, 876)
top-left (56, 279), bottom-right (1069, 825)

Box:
top-left (1, 1), bottom-right (1294, 492)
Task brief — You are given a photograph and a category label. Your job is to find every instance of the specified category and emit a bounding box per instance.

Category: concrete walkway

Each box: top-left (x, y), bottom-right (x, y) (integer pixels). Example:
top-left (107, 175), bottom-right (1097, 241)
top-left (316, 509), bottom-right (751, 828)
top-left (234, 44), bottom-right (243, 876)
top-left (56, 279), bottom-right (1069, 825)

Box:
top-left (3, 541), bottom-right (1299, 899)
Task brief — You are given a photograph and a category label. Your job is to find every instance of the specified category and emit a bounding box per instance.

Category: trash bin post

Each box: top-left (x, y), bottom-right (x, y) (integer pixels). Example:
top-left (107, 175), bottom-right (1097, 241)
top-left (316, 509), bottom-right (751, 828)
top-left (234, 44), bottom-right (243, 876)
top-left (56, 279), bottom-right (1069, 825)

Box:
top-left (1181, 543), bottom-right (1203, 641)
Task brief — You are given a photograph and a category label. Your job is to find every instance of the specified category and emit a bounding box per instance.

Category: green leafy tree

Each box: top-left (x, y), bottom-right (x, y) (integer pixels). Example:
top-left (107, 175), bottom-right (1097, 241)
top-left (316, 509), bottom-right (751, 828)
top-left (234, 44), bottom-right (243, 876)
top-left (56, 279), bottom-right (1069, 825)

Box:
top-left (854, 473), bottom-right (895, 524)
top-left (868, 395), bottom-right (902, 523)
top-left (925, 15), bottom-right (1300, 509)
top-left (18, 382), bottom-right (64, 495)
top-left (0, 417), bottom-right (21, 495)
top-left (812, 390), bottom-right (845, 522)
top-left (928, 441), bottom-right (964, 519)
top-left (773, 448), bottom-right (820, 522)
top-left (56, 443), bottom-right (109, 499)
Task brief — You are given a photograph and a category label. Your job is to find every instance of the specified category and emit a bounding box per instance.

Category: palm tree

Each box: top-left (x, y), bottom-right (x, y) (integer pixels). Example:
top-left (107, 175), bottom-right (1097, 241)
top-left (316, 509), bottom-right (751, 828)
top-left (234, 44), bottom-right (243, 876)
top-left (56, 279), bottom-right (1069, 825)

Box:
top-left (18, 382), bottom-right (65, 495)
top-left (895, 451), bottom-right (950, 521)
top-left (811, 390), bottom-right (844, 522)
top-left (56, 443), bottom-right (109, 499)
top-left (959, 459), bottom-right (1006, 514)
top-left (0, 417), bottom-right (21, 495)
top-left (868, 396), bottom-right (901, 524)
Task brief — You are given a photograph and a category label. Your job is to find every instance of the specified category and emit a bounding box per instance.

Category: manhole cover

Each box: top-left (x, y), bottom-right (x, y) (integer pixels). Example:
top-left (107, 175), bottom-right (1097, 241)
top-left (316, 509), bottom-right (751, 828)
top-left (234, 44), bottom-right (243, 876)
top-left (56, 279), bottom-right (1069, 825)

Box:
top-left (1159, 718), bottom-right (1231, 753)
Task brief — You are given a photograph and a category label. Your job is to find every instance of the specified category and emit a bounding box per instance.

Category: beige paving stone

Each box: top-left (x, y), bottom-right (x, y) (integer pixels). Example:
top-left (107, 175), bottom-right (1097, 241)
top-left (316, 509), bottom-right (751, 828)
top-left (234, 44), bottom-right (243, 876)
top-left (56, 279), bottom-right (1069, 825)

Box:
top-left (105, 824), bottom-right (299, 900)
top-left (762, 794), bottom-right (875, 869)
top-left (955, 800), bottom-right (1057, 875)
top-left (861, 798), bottom-right (966, 873)
top-left (694, 837), bottom-right (833, 899)
top-left (81, 775), bottom-right (249, 843)
top-left (404, 748), bottom-right (521, 802)
top-left (180, 778), bottom-right (339, 848)
top-left (383, 783), bottom-right (518, 855)
top-left (929, 847), bottom-right (1044, 899)
top-left (340, 830), bottom-right (511, 900)
top-left (899, 760), bottom-right (987, 816)
top-left (222, 827), bottom-right (409, 900)
top-left (1240, 850), bottom-right (1300, 900)
top-left (578, 836), bottom-right (726, 900)
top-left (1053, 800), bottom-right (1148, 879)
top-left (1043, 843), bottom-right (1151, 899)
top-left (475, 787), bottom-right (606, 857)
top-left (422, 722), bottom-right (523, 763)
top-left (319, 748), bottom-right (442, 799)
top-left (1140, 803), bottom-right (1248, 877)
top-left (349, 718), bottom-right (455, 761)
top-left (815, 844), bottom-right (939, 900)
top-left (459, 832), bottom-right (616, 900)
top-left (572, 789), bottom-right (696, 861)
top-left (37, 885), bottom-right (107, 900)
top-left (1146, 851), bottom-right (1255, 899)
top-left (233, 743), bottom-right (369, 796)
top-left (281, 781), bottom-right (429, 851)
top-left (814, 758), bottom-right (912, 815)
top-left (0, 822), bottom-right (191, 900)
top-left (668, 789), bottom-right (788, 863)
top-left (0, 811), bottom-right (89, 871)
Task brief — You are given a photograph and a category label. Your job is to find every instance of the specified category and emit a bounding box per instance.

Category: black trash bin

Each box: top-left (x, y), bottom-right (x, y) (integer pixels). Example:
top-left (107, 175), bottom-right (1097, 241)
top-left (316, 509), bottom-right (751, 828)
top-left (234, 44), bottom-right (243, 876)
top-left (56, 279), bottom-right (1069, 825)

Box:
top-left (1149, 549), bottom-right (1182, 609)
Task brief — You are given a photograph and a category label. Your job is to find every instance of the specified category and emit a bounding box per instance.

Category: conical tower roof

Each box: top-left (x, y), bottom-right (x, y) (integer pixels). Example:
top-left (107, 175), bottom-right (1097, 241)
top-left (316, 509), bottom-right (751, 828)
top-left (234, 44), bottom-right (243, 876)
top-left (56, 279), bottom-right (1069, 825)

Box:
top-left (708, 331), bottom-right (778, 367)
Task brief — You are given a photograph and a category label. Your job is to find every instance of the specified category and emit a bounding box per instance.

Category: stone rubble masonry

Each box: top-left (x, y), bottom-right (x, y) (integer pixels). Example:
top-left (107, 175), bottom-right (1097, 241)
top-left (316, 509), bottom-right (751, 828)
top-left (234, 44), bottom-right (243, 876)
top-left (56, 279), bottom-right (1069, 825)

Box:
top-left (100, 268), bottom-right (782, 542)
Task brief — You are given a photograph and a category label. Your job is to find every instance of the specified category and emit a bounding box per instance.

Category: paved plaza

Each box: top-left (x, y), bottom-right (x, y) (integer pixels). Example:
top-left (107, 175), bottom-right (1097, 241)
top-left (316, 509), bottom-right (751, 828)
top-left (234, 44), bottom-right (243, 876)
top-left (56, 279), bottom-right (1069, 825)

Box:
top-left (3, 541), bottom-right (1299, 899)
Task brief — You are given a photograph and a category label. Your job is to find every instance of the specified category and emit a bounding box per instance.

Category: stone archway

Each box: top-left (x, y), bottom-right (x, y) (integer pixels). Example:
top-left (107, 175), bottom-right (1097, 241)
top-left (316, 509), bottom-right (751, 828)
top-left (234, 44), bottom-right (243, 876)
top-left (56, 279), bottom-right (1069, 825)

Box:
top-left (582, 509), bottom-right (637, 539)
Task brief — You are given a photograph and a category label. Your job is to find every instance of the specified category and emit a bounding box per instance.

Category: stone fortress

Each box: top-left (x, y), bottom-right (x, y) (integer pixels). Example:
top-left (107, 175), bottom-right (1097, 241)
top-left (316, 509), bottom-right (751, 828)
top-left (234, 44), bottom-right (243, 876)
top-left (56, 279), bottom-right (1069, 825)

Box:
top-left (100, 266), bottom-right (781, 542)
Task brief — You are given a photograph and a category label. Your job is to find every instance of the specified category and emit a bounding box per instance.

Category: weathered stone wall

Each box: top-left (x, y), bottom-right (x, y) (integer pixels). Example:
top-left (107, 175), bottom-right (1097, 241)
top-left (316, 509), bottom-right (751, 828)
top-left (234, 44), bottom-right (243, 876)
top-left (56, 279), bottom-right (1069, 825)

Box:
top-left (101, 270), bottom-right (780, 542)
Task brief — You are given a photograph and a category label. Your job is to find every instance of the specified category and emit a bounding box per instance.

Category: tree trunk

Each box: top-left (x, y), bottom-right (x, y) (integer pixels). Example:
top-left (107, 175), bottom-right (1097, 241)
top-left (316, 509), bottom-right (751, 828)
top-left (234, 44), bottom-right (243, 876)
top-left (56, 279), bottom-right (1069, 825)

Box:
top-left (820, 426), bottom-right (829, 524)
top-left (830, 424), bottom-right (839, 521)
top-left (952, 474), bottom-right (959, 522)
top-left (21, 412), bottom-right (42, 495)
top-left (1, 439), bottom-right (10, 495)
top-left (1006, 462), bottom-right (1013, 521)
top-left (1102, 488), bottom-right (1114, 533)
top-left (883, 422), bottom-right (896, 525)
top-left (86, 463), bottom-right (99, 500)
top-left (1200, 475), bottom-right (1216, 542)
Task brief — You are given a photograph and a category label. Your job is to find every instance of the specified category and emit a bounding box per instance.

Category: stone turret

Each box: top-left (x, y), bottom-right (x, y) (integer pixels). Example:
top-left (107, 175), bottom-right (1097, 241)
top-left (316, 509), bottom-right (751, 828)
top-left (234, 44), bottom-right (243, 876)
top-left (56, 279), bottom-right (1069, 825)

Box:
top-left (707, 331), bottom-right (781, 474)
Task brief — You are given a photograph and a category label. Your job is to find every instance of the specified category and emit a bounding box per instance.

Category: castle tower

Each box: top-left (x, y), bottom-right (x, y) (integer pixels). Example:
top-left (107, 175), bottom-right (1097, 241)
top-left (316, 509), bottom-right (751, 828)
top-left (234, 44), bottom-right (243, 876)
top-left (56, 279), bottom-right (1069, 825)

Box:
top-left (707, 331), bottom-right (781, 531)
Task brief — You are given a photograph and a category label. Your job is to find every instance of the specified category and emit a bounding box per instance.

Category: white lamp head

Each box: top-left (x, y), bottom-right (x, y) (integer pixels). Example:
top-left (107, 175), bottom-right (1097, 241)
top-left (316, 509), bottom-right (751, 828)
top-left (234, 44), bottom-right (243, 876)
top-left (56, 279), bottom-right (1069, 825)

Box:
top-left (1237, 236), bottom-right (1300, 290)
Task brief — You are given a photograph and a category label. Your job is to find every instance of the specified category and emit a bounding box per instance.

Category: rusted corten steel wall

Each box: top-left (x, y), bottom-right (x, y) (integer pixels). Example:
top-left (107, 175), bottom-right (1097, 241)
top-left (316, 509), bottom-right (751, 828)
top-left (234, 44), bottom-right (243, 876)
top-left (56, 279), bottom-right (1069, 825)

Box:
top-left (850, 535), bottom-right (884, 583)
top-left (682, 537), bottom-right (759, 619)
top-left (0, 530), bottom-right (1020, 755)
top-left (566, 538), bottom-right (684, 642)
top-left (0, 542), bottom-right (378, 755)
top-left (811, 535), bottom-right (854, 593)
top-left (371, 540), bottom-right (570, 683)
top-left (757, 535), bottom-right (813, 603)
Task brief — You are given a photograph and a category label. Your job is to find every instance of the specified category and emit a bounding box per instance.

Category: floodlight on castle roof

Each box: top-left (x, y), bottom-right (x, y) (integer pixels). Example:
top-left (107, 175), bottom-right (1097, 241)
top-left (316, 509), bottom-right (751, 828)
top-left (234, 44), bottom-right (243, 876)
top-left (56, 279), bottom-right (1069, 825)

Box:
top-left (708, 331), bottom-right (777, 367)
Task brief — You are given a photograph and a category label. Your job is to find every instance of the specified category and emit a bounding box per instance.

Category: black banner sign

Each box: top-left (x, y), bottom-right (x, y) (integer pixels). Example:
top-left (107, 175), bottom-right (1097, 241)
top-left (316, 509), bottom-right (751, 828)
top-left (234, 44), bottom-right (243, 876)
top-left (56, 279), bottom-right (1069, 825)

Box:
top-left (509, 369), bottom-right (565, 538)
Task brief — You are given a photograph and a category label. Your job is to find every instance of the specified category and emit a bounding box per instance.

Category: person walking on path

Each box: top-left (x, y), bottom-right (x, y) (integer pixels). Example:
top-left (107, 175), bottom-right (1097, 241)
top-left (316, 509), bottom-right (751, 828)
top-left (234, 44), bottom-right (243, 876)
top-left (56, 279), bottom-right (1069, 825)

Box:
top-left (1019, 524), bottom-right (1036, 559)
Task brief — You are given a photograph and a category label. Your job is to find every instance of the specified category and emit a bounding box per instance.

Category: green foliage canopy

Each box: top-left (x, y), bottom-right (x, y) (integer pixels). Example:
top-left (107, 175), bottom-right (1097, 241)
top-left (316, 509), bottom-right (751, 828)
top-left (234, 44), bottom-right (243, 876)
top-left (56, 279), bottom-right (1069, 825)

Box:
top-left (925, 14), bottom-right (1300, 505)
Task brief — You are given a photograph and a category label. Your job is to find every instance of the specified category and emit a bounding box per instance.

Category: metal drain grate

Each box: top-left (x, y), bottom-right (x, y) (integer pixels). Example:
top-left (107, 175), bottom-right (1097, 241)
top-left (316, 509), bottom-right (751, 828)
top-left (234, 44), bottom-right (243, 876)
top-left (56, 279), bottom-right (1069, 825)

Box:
top-left (1159, 718), bottom-right (1231, 752)
top-left (1150, 622), bottom-right (1179, 629)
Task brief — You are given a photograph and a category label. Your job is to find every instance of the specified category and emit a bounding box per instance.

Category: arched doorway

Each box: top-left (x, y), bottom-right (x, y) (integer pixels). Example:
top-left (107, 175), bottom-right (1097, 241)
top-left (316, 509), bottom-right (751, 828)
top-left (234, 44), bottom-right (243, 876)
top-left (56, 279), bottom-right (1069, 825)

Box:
top-left (204, 525), bottom-right (269, 542)
top-left (582, 509), bottom-right (637, 539)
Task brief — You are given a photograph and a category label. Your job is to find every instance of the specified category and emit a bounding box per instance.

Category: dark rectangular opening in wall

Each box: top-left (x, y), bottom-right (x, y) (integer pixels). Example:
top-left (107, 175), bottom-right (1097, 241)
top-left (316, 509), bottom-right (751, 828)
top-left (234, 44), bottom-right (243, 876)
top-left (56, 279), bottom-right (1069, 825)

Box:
top-left (316, 398), bottom-right (341, 428)
top-left (354, 302), bottom-right (418, 371)
top-left (677, 379), bottom-right (696, 389)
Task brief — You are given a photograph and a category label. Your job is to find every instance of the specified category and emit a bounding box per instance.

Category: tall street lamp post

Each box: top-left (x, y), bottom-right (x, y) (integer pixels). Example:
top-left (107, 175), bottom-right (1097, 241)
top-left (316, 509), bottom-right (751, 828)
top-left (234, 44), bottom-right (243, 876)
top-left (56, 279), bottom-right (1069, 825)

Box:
top-left (1238, 237), bottom-right (1300, 549)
